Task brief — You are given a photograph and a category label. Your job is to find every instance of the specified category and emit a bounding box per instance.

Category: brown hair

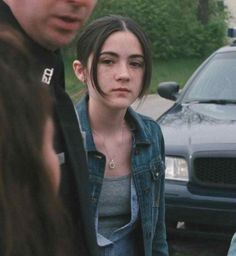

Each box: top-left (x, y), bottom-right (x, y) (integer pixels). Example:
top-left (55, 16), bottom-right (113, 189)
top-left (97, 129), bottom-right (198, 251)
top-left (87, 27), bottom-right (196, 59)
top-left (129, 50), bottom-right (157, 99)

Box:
top-left (0, 26), bottom-right (75, 256)
top-left (76, 15), bottom-right (152, 98)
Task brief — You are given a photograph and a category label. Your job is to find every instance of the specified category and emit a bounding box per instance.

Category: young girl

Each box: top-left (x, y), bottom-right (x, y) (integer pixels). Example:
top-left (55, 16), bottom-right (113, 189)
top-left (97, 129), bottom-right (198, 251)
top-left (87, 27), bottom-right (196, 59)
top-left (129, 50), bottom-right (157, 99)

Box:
top-left (74, 15), bottom-right (168, 255)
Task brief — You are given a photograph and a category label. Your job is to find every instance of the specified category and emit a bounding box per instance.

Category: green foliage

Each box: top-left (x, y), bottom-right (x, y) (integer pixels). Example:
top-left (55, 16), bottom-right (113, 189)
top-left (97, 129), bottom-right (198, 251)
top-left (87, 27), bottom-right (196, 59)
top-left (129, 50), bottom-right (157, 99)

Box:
top-left (64, 0), bottom-right (228, 100)
top-left (88, 0), bottom-right (228, 59)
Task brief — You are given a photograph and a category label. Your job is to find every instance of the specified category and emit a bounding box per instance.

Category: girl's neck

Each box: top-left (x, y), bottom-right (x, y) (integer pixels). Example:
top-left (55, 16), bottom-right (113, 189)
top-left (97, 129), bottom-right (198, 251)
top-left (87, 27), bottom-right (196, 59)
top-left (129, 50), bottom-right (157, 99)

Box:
top-left (88, 98), bottom-right (127, 135)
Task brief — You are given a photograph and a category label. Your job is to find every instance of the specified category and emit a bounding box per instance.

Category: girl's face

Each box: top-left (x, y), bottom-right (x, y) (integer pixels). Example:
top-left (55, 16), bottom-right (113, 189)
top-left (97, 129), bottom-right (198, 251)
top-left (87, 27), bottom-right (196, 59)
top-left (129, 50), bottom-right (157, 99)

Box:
top-left (42, 118), bottom-right (60, 192)
top-left (74, 30), bottom-right (145, 110)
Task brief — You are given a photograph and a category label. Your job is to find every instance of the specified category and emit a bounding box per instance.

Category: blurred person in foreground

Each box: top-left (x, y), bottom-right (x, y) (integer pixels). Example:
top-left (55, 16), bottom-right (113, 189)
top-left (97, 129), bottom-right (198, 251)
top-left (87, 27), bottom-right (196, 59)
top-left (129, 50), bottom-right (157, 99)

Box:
top-left (0, 26), bottom-right (77, 256)
top-left (0, 0), bottom-right (98, 254)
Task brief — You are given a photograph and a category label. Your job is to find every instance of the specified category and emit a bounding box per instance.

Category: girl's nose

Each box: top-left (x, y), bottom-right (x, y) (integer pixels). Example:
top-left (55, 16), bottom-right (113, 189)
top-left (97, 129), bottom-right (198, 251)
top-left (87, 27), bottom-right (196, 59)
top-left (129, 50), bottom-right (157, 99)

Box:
top-left (114, 63), bottom-right (130, 82)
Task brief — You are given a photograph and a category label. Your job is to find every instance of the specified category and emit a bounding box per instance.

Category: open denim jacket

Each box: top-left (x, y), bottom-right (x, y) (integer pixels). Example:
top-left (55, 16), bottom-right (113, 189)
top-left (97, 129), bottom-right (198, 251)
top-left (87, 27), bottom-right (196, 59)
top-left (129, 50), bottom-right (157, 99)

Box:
top-left (76, 96), bottom-right (169, 256)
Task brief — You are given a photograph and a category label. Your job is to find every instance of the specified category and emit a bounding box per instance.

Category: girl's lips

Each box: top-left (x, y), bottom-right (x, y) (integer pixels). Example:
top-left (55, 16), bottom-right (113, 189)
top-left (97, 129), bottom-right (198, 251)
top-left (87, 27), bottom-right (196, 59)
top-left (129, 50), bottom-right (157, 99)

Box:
top-left (112, 88), bottom-right (131, 92)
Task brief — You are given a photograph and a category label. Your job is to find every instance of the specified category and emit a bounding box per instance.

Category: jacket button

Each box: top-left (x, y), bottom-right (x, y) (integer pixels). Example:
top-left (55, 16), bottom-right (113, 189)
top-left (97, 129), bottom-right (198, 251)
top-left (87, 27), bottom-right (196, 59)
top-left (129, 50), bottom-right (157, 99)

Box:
top-left (90, 197), bottom-right (97, 203)
top-left (144, 188), bottom-right (150, 194)
top-left (145, 232), bottom-right (151, 239)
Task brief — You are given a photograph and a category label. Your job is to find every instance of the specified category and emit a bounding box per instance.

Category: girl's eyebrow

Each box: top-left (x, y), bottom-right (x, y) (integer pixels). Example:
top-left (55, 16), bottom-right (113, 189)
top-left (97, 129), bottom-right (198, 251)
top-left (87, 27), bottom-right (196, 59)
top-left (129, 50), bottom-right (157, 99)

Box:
top-left (129, 54), bottom-right (144, 59)
top-left (99, 51), bottom-right (118, 57)
top-left (100, 51), bottom-right (144, 59)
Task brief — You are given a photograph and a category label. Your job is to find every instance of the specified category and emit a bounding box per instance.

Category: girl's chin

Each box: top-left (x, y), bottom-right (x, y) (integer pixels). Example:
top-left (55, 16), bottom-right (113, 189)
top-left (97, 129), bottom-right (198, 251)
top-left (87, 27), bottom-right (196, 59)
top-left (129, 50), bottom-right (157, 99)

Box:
top-left (108, 98), bottom-right (133, 109)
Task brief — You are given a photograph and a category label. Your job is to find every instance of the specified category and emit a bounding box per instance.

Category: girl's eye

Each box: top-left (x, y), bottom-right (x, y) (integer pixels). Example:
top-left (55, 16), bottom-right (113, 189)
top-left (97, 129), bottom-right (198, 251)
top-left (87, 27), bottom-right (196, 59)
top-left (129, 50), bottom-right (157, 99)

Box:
top-left (130, 60), bottom-right (144, 68)
top-left (99, 58), bottom-right (114, 65)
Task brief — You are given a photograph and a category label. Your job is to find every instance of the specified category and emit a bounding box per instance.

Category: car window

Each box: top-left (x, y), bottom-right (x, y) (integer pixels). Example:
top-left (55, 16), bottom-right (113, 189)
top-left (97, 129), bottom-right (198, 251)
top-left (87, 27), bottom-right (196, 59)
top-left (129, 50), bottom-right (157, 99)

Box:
top-left (184, 52), bottom-right (236, 101)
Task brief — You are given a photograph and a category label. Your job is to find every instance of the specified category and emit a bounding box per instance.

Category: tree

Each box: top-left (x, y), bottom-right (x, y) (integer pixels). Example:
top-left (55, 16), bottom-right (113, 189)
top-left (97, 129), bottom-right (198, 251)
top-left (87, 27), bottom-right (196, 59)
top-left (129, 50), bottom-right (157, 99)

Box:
top-left (198, 0), bottom-right (209, 24)
top-left (68, 0), bottom-right (228, 59)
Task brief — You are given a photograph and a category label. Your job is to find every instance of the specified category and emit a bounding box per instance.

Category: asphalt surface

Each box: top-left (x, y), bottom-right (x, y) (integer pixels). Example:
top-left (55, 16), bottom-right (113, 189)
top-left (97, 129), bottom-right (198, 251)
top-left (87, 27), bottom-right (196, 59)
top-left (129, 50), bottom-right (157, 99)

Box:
top-left (132, 94), bottom-right (174, 119)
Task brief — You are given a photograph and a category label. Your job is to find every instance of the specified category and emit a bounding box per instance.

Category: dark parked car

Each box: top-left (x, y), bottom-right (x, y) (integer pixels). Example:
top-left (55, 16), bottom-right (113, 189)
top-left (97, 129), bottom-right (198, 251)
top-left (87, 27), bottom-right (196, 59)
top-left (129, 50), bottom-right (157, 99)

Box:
top-left (157, 43), bottom-right (236, 234)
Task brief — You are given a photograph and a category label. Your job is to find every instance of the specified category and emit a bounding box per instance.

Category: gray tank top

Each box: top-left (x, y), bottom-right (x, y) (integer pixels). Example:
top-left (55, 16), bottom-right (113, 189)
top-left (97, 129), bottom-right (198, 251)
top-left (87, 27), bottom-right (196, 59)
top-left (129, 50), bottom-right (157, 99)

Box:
top-left (98, 175), bottom-right (131, 238)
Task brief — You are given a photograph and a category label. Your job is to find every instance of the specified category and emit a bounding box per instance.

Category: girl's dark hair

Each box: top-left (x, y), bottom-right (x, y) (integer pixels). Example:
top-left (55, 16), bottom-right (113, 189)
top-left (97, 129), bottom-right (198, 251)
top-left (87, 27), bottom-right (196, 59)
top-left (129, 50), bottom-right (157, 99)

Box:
top-left (76, 15), bottom-right (152, 98)
top-left (0, 26), bottom-right (75, 256)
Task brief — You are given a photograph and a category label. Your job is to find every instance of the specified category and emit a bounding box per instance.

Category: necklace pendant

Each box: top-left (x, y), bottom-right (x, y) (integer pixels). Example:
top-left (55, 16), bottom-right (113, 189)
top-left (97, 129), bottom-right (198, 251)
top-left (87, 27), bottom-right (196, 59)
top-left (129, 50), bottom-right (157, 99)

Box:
top-left (109, 159), bottom-right (116, 169)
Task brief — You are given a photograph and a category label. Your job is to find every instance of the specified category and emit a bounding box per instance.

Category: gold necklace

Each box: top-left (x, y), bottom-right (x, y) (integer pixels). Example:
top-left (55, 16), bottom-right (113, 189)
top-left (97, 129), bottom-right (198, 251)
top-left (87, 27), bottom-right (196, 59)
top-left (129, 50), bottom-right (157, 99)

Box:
top-left (92, 125), bottom-right (124, 170)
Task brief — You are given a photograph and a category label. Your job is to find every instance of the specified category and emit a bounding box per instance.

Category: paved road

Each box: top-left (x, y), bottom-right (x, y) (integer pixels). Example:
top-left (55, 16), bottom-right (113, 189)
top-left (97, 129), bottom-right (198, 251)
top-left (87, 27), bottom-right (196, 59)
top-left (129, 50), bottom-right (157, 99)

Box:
top-left (132, 94), bottom-right (174, 119)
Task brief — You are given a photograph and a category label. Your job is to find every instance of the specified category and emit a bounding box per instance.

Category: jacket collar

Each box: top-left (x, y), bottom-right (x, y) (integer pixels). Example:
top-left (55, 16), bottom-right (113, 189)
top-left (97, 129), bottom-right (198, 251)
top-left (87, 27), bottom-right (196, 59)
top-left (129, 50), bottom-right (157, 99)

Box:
top-left (76, 95), bottom-right (151, 152)
top-left (0, 1), bottom-right (19, 29)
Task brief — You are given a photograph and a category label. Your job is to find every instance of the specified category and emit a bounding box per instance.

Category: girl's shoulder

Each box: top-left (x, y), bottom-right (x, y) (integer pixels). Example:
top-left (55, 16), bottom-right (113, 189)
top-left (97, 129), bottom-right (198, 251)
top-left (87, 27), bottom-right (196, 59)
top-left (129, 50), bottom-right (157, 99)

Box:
top-left (128, 107), bottom-right (162, 134)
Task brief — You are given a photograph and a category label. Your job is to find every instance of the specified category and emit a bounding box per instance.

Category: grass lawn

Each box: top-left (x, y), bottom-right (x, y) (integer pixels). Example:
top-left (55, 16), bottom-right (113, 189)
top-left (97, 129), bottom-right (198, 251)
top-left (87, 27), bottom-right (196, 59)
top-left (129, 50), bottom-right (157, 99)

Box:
top-left (64, 55), bottom-right (204, 103)
top-left (151, 58), bottom-right (204, 93)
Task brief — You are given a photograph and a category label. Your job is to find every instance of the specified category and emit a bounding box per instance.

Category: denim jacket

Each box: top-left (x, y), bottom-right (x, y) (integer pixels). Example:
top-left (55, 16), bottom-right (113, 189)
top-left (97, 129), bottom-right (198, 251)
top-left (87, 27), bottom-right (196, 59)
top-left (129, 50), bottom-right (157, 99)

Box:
top-left (76, 96), bottom-right (168, 256)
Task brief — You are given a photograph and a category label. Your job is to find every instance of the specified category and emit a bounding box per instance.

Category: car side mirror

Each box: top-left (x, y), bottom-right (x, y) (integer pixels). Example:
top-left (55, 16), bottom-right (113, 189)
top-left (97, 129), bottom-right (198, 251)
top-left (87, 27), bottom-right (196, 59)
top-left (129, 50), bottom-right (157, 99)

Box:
top-left (157, 81), bottom-right (180, 101)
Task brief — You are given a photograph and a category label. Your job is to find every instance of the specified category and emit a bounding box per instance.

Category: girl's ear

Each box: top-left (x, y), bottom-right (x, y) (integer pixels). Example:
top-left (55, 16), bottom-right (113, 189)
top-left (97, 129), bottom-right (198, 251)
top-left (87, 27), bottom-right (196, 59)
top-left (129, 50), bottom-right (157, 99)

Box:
top-left (73, 60), bottom-right (87, 84)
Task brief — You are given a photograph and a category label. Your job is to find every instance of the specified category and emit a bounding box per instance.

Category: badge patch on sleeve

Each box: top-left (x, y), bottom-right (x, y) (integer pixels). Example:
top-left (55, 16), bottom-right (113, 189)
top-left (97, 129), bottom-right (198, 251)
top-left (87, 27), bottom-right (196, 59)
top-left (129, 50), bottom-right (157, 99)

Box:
top-left (57, 152), bottom-right (65, 165)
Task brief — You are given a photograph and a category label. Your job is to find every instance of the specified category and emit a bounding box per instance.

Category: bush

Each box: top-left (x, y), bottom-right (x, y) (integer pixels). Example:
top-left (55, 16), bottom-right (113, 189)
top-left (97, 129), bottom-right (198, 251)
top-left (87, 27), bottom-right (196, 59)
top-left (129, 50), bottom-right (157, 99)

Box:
top-left (79, 0), bottom-right (228, 60)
